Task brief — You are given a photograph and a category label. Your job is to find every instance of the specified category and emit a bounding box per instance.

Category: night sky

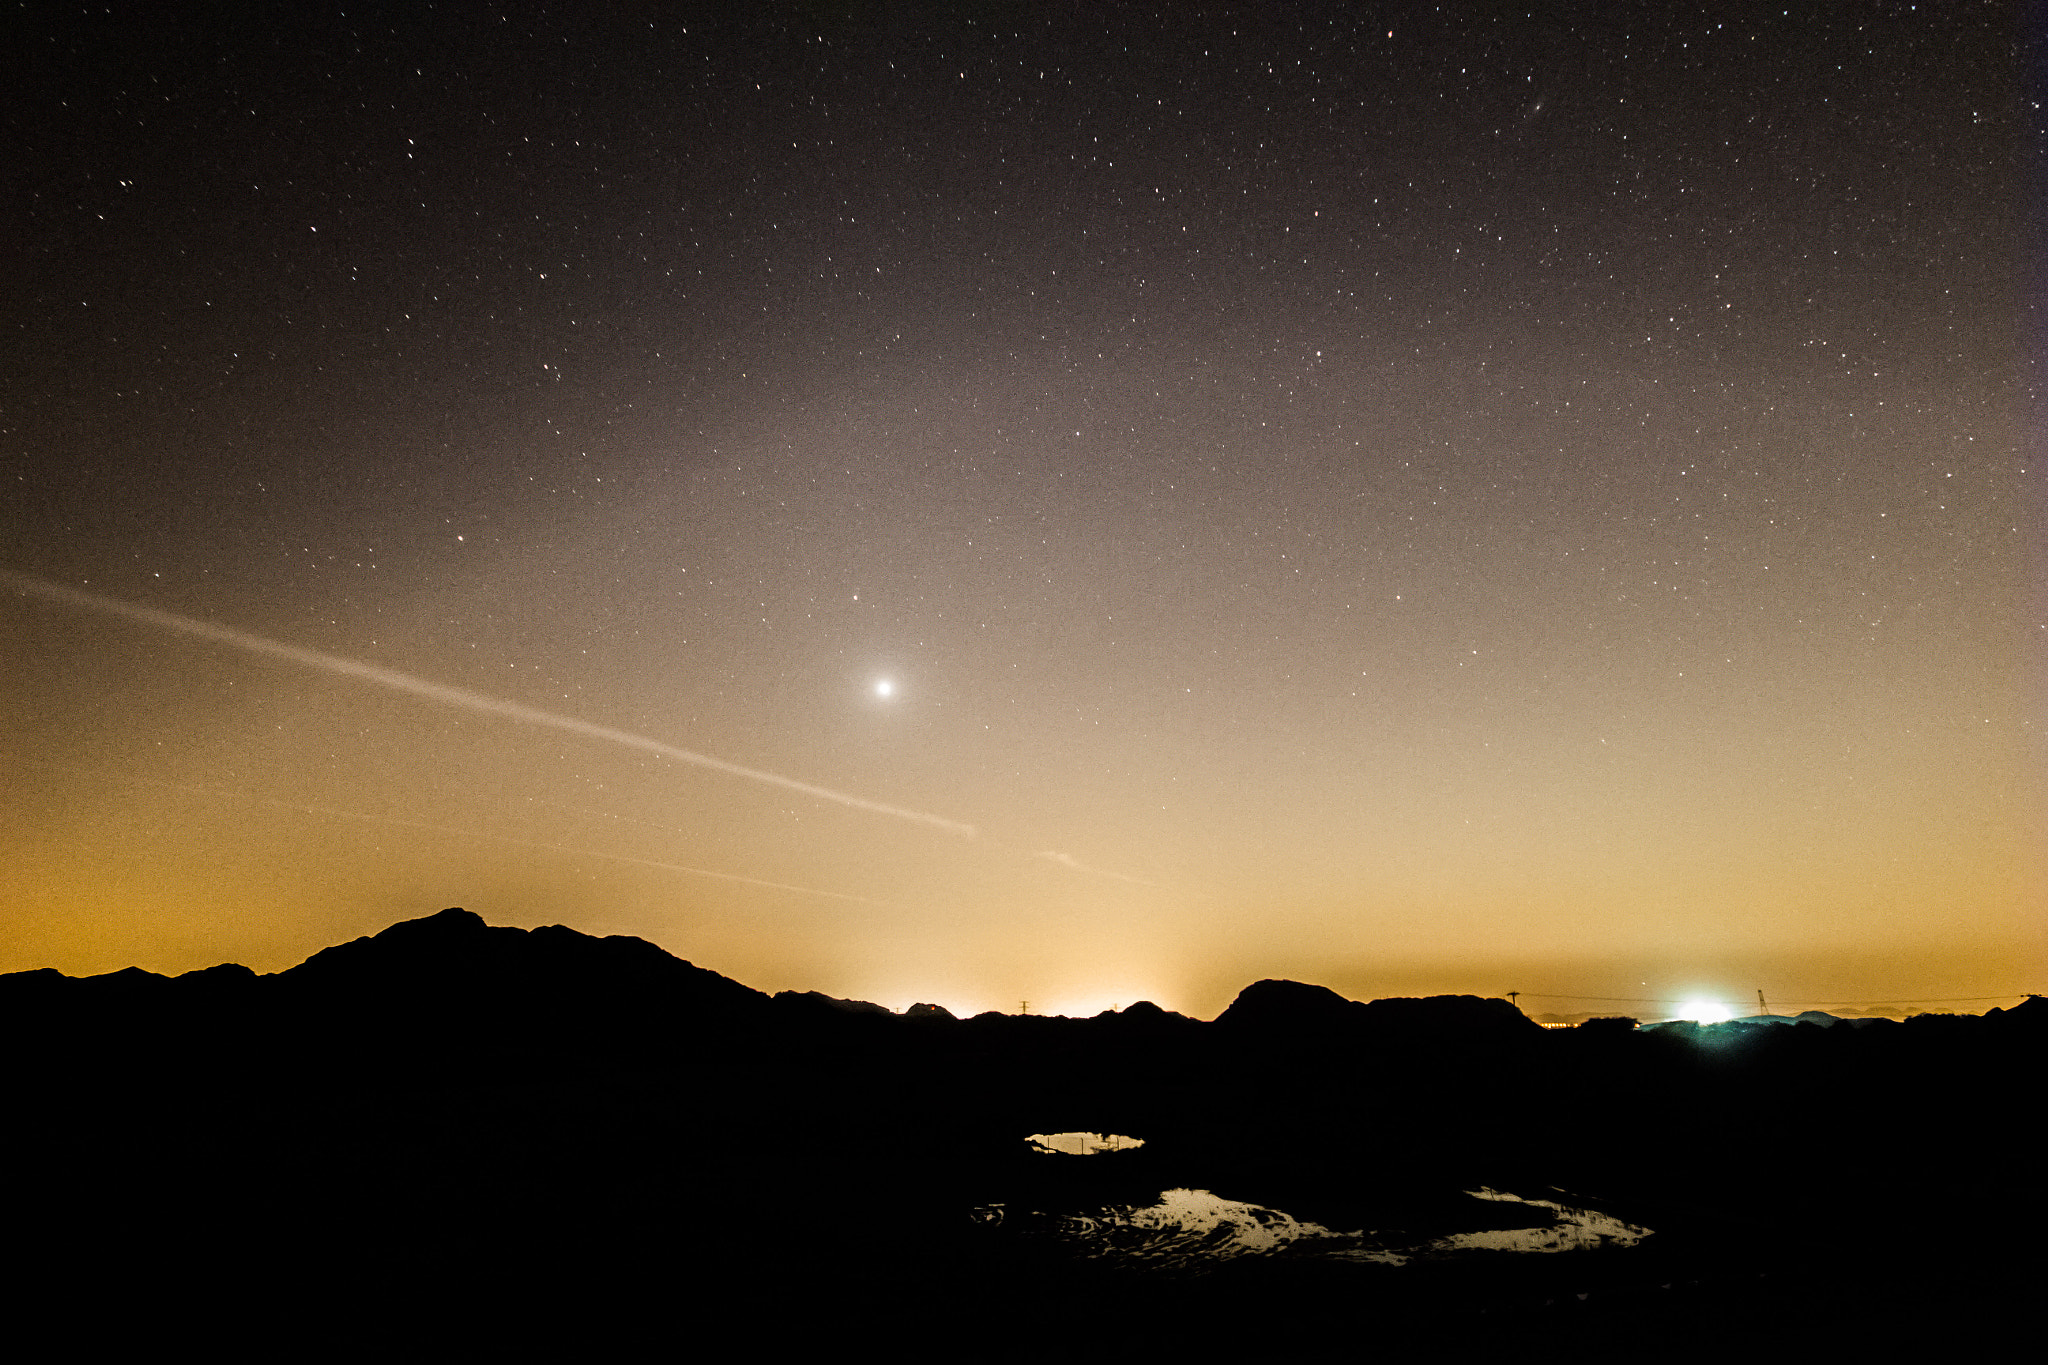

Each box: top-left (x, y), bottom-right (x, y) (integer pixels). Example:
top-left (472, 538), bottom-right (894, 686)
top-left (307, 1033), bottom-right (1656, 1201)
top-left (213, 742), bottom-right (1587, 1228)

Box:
top-left (5, 2), bottom-right (2040, 1020)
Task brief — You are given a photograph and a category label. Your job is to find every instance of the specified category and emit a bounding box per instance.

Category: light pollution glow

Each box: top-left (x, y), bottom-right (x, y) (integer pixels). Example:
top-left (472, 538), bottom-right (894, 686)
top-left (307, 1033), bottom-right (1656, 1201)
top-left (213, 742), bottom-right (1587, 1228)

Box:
top-left (2, 5), bottom-right (2039, 1020)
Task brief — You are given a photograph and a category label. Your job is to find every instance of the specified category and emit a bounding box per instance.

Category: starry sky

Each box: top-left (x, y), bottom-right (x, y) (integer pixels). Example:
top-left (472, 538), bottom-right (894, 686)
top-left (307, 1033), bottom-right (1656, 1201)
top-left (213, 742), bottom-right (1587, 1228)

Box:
top-left (5, 1), bottom-right (2041, 1020)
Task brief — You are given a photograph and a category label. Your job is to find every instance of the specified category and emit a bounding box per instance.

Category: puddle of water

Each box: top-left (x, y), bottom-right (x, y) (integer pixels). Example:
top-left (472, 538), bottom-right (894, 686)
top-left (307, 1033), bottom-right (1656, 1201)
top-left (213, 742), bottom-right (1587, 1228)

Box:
top-left (1026, 1131), bottom-right (1145, 1155)
top-left (1329, 1188), bottom-right (1654, 1266)
top-left (1056, 1187), bottom-right (1327, 1263)
top-left (979, 1185), bottom-right (1652, 1271)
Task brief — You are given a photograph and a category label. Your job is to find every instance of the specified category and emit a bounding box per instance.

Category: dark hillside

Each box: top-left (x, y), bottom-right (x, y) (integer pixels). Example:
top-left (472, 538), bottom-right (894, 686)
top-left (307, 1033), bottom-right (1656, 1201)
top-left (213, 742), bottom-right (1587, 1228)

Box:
top-left (5, 909), bottom-right (2036, 1355)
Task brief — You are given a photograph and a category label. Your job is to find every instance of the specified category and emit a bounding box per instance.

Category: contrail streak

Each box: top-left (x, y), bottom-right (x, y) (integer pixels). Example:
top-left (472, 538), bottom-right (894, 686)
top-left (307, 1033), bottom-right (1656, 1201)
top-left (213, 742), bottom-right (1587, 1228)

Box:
top-left (2, 569), bottom-right (978, 838)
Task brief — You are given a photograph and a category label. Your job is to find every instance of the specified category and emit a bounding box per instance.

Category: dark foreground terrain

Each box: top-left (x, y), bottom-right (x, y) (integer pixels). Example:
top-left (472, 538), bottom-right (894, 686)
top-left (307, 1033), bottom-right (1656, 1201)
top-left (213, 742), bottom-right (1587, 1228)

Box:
top-left (7, 909), bottom-right (2038, 1356)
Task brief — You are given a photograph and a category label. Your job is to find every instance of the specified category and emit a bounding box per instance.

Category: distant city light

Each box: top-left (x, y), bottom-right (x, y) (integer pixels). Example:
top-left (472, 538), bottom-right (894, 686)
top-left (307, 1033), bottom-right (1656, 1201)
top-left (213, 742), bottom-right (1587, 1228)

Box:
top-left (1677, 999), bottom-right (1735, 1024)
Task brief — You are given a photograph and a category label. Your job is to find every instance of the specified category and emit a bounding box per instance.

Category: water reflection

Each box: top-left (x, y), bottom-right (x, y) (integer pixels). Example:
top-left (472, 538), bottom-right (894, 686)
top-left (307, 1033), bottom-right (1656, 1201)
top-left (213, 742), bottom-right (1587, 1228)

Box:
top-left (1331, 1188), bottom-right (1654, 1266)
top-left (980, 1185), bottom-right (1651, 1272)
top-left (1022, 1187), bottom-right (1328, 1264)
top-left (1025, 1131), bottom-right (1145, 1155)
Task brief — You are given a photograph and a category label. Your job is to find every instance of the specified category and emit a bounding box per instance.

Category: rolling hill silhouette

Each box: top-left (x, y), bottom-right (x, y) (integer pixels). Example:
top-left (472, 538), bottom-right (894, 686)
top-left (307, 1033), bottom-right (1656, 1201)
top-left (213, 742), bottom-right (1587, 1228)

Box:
top-left (5, 908), bottom-right (2036, 1355)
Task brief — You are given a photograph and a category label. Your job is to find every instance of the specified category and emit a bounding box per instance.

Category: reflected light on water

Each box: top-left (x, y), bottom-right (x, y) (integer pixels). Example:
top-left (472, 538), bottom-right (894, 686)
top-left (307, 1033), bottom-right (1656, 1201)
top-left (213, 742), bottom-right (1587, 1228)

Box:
top-left (978, 1185), bottom-right (1653, 1270)
top-left (1026, 1131), bottom-right (1146, 1155)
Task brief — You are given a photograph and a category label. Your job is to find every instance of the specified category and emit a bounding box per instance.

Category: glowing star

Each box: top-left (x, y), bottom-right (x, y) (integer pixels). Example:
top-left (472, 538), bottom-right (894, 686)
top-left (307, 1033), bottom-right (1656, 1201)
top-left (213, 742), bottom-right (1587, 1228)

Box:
top-left (874, 679), bottom-right (894, 699)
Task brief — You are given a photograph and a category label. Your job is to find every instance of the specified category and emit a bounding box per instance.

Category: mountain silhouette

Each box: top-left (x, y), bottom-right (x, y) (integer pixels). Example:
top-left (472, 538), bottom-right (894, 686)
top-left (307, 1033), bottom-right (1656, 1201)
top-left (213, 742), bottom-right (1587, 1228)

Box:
top-left (3, 908), bottom-right (2036, 1356)
top-left (1213, 976), bottom-right (1361, 1031)
top-left (775, 988), bottom-right (894, 1015)
top-left (282, 904), bottom-right (776, 1025)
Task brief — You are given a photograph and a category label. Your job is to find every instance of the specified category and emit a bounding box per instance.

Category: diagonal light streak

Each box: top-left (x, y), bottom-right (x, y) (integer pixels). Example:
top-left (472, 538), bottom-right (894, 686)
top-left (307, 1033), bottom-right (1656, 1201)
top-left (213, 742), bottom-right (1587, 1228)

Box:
top-left (2, 569), bottom-right (977, 838)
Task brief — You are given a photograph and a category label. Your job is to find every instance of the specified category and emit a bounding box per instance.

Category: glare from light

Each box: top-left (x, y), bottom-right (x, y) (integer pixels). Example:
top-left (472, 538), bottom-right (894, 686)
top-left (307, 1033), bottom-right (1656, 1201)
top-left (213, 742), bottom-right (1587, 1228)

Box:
top-left (874, 678), bottom-right (894, 699)
top-left (1678, 998), bottom-right (1734, 1024)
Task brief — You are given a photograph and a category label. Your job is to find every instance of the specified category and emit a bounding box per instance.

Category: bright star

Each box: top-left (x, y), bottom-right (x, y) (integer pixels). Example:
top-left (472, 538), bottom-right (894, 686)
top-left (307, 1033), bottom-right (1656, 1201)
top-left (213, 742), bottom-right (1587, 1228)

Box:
top-left (874, 679), bottom-right (894, 699)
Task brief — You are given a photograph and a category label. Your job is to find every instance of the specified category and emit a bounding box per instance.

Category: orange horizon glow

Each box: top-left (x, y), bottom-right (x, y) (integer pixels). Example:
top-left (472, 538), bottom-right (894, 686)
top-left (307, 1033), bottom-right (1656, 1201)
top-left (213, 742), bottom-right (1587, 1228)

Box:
top-left (3, 7), bottom-right (2037, 1032)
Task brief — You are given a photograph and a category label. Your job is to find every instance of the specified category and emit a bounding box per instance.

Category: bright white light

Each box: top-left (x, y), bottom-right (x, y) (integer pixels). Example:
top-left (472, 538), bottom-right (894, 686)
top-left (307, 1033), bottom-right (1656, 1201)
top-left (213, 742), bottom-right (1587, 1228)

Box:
top-left (874, 679), bottom-right (894, 698)
top-left (1679, 999), bottom-right (1734, 1024)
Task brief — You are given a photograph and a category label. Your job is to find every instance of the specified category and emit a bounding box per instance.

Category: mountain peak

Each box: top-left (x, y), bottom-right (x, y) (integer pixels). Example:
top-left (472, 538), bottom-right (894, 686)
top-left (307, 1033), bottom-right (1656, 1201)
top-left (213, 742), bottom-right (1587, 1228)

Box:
top-left (1214, 978), bottom-right (1359, 1029)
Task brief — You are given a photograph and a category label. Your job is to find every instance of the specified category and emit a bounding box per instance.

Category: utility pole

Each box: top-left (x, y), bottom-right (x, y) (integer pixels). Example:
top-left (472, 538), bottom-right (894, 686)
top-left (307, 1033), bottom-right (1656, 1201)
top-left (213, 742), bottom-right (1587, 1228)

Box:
top-left (1019, 1000), bottom-right (1031, 1016)
top-left (1506, 991), bottom-right (1521, 1012)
